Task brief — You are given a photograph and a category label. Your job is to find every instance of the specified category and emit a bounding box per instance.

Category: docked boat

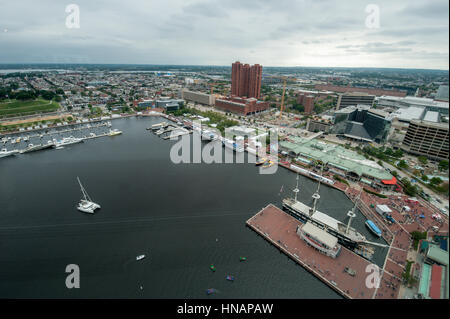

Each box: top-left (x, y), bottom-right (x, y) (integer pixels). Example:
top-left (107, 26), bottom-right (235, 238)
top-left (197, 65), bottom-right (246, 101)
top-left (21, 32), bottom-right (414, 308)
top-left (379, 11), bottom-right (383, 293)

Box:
top-left (297, 222), bottom-right (342, 259)
top-left (255, 157), bottom-right (267, 166)
top-left (365, 220), bottom-right (382, 237)
top-left (201, 130), bottom-right (218, 141)
top-left (353, 244), bottom-right (375, 260)
top-left (282, 173), bottom-right (366, 248)
top-left (152, 122), bottom-right (167, 131)
top-left (223, 139), bottom-right (244, 152)
top-left (108, 129), bottom-right (122, 136)
top-left (20, 142), bottom-right (55, 154)
top-left (0, 148), bottom-right (19, 158)
top-left (262, 160), bottom-right (275, 169)
top-left (55, 136), bottom-right (83, 147)
top-left (136, 254), bottom-right (146, 261)
top-left (76, 177), bottom-right (101, 214)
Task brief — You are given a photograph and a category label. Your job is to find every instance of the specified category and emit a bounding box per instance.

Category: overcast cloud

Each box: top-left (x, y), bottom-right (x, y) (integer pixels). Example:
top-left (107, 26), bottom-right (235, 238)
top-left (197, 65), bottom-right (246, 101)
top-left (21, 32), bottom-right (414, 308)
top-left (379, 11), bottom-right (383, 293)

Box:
top-left (0, 0), bottom-right (448, 69)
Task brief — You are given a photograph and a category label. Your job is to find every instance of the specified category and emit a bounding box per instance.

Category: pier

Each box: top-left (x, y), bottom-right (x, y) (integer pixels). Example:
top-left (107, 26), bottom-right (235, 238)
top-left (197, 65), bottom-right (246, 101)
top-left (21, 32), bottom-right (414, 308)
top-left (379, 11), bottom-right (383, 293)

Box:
top-left (247, 204), bottom-right (382, 299)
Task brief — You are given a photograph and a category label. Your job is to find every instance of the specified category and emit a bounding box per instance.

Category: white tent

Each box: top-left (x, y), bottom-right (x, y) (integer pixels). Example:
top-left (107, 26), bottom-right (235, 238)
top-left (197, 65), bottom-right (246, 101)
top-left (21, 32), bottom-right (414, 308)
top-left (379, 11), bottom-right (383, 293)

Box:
top-left (376, 205), bottom-right (392, 216)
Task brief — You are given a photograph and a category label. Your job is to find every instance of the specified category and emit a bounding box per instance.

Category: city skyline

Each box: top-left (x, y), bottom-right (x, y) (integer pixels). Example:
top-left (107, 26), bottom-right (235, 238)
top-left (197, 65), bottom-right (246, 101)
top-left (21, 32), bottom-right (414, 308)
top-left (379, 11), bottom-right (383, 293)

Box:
top-left (0, 0), bottom-right (448, 70)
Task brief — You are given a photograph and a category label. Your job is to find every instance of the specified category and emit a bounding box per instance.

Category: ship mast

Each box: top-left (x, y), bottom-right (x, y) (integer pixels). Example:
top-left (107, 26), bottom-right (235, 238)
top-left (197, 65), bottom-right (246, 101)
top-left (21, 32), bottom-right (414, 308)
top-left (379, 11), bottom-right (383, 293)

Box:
top-left (77, 177), bottom-right (92, 202)
top-left (293, 173), bottom-right (300, 202)
top-left (311, 164), bottom-right (323, 215)
top-left (346, 188), bottom-right (362, 234)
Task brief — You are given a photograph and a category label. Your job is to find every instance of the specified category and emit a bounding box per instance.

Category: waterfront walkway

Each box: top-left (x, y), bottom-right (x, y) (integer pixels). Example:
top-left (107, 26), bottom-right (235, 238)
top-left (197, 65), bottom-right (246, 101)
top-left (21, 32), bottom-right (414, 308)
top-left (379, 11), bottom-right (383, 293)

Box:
top-left (247, 204), bottom-right (380, 299)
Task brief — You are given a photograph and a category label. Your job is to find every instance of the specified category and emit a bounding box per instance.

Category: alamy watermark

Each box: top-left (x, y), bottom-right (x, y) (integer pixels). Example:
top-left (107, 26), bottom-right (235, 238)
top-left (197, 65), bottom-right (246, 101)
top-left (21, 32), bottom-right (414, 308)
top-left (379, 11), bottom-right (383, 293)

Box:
top-left (365, 263), bottom-right (381, 289)
top-left (65, 264), bottom-right (80, 288)
top-left (365, 4), bottom-right (380, 29)
top-left (65, 4), bottom-right (80, 29)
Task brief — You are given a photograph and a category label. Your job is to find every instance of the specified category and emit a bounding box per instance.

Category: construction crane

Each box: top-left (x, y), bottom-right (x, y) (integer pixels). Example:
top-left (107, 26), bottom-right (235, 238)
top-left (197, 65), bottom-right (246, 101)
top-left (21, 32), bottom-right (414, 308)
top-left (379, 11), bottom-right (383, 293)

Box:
top-left (208, 82), bottom-right (217, 95)
top-left (264, 75), bottom-right (295, 120)
top-left (279, 77), bottom-right (287, 120)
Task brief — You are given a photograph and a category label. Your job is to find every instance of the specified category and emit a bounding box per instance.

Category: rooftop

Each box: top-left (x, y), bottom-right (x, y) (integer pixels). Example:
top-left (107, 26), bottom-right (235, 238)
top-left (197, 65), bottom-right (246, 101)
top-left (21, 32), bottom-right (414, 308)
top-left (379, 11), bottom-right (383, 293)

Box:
top-left (280, 136), bottom-right (393, 181)
top-left (302, 222), bottom-right (338, 248)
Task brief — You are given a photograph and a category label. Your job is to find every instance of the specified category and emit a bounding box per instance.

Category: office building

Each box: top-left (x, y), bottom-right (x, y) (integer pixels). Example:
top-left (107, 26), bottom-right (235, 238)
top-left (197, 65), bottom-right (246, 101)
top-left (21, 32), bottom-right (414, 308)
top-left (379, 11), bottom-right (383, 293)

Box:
top-left (336, 92), bottom-right (375, 110)
top-left (181, 89), bottom-right (215, 105)
top-left (333, 105), bottom-right (391, 143)
top-left (306, 117), bottom-right (333, 133)
top-left (401, 120), bottom-right (449, 161)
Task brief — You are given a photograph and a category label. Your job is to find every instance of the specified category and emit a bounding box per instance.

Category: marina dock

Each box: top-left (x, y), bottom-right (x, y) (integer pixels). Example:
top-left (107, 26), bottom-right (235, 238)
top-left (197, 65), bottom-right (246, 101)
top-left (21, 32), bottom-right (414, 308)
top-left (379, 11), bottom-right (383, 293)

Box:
top-left (246, 204), bottom-right (381, 299)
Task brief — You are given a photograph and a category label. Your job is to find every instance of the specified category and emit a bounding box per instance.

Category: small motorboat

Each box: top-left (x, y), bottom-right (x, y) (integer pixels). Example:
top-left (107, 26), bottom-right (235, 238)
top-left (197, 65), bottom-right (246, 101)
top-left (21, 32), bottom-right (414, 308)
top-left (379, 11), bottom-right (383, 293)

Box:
top-left (226, 275), bottom-right (235, 282)
top-left (206, 288), bottom-right (217, 295)
top-left (255, 157), bottom-right (267, 166)
top-left (136, 254), bottom-right (146, 261)
top-left (239, 257), bottom-right (247, 262)
top-left (209, 264), bottom-right (216, 272)
top-left (262, 160), bottom-right (275, 169)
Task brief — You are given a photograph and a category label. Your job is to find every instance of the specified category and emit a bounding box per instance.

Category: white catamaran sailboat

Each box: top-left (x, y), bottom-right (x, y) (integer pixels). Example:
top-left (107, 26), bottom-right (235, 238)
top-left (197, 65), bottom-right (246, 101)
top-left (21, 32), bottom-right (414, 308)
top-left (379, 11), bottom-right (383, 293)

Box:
top-left (77, 177), bottom-right (101, 214)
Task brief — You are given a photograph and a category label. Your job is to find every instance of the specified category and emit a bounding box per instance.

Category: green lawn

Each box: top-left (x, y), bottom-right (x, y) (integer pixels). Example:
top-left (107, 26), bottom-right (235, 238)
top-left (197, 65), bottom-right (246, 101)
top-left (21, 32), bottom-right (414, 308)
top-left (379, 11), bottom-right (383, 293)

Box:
top-left (0, 99), bottom-right (60, 117)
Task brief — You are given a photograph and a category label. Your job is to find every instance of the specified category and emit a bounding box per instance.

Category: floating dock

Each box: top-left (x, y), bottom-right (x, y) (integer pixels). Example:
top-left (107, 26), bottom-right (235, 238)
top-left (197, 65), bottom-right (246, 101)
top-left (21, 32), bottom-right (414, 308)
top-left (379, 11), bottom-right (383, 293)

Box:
top-left (246, 204), bottom-right (380, 299)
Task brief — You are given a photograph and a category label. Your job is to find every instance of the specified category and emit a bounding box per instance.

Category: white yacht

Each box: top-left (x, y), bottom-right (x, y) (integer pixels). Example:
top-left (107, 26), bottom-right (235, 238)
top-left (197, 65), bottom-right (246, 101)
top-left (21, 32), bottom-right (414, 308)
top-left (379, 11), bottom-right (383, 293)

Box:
top-left (108, 129), bottom-right (122, 136)
top-left (0, 148), bottom-right (19, 158)
top-left (76, 177), bottom-right (101, 214)
top-left (55, 136), bottom-right (83, 147)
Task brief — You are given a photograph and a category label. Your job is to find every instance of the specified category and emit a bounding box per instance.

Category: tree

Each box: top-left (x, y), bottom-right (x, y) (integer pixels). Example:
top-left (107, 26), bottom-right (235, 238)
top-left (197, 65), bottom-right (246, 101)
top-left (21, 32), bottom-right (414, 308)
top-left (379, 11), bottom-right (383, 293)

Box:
top-left (429, 177), bottom-right (443, 186)
top-left (418, 156), bottom-right (428, 165)
top-left (438, 160), bottom-right (449, 171)
top-left (398, 160), bottom-right (408, 169)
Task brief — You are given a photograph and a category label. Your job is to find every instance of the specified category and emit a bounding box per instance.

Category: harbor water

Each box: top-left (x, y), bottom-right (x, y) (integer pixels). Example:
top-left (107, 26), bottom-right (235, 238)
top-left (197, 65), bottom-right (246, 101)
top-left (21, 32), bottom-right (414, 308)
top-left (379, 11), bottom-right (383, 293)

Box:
top-left (0, 116), bottom-right (387, 298)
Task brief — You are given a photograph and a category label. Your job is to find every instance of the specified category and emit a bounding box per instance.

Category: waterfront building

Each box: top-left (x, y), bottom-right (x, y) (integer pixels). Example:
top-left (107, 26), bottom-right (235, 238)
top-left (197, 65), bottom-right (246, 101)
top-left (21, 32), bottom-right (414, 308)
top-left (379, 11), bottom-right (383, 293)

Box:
top-left (279, 136), bottom-right (396, 189)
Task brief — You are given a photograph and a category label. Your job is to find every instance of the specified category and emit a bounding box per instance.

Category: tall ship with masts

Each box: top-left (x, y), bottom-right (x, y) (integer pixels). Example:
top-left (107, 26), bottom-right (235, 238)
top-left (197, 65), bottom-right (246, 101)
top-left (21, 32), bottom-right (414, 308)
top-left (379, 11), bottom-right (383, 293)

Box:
top-left (282, 172), bottom-right (366, 249)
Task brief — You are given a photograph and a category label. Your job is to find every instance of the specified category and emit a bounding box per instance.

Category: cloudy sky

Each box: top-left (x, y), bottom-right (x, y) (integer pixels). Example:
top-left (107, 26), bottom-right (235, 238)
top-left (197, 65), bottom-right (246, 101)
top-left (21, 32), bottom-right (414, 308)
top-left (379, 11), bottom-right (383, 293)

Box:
top-left (0, 0), bottom-right (448, 69)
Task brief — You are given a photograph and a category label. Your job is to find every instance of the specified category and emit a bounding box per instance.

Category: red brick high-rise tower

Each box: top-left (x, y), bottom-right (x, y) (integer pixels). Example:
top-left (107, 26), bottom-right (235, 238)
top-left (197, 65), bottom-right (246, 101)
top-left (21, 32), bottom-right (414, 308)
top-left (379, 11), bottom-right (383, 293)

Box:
top-left (231, 61), bottom-right (262, 99)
